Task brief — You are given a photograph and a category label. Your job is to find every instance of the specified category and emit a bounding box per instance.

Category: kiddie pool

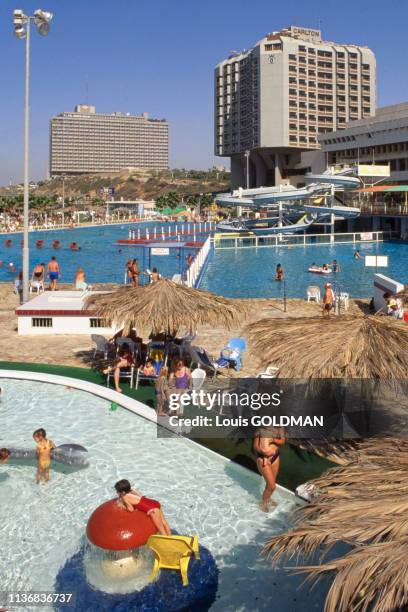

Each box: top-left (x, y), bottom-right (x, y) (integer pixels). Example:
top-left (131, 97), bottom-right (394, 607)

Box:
top-left (0, 372), bottom-right (329, 611)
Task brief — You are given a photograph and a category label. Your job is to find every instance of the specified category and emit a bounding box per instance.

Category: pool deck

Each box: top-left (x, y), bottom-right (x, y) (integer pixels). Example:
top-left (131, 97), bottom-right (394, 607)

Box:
top-left (0, 282), bottom-right (368, 376)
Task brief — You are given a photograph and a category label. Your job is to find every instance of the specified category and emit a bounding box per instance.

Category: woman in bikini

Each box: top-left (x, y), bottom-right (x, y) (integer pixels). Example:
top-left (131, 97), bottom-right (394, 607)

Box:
top-left (33, 428), bottom-right (56, 484)
top-left (169, 359), bottom-right (192, 417)
top-left (114, 479), bottom-right (171, 535)
top-left (253, 426), bottom-right (285, 512)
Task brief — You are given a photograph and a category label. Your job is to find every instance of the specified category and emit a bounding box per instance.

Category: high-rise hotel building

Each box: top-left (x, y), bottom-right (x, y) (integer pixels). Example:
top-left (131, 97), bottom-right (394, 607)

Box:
top-left (50, 105), bottom-right (169, 176)
top-left (214, 26), bottom-right (376, 188)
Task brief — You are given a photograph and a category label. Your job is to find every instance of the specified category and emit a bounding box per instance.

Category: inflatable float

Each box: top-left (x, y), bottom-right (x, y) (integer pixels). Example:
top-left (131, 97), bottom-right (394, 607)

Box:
top-left (308, 267), bottom-right (332, 275)
top-left (7, 443), bottom-right (89, 467)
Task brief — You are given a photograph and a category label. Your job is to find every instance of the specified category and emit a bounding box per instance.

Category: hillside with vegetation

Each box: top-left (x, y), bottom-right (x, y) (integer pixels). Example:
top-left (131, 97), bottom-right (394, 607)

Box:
top-left (0, 168), bottom-right (230, 212)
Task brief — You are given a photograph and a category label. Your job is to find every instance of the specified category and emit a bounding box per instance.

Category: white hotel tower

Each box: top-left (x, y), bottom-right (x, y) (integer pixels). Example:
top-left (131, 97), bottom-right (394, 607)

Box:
top-left (214, 26), bottom-right (376, 189)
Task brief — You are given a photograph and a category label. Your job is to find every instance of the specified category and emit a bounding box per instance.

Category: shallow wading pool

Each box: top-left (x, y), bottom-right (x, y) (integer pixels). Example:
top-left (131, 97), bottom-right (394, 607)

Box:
top-left (0, 377), bottom-right (329, 611)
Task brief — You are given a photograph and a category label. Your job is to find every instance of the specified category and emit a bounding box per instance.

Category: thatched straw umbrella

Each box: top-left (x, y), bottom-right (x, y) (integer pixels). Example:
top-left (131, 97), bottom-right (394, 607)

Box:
top-left (246, 315), bottom-right (408, 611)
top-left (85, 278), bottom-right (246, 335)
top-left (264, 437), bottom-right (408, 612)
top-left (245, 314), bottom-right (408, 378)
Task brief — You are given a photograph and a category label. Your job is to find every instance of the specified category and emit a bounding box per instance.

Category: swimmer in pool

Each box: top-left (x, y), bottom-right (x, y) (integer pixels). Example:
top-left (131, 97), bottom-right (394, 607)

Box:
top-left (114, 479), bottom-right (171, 535)
top-left (275, 263), bottom-right (284, 281)
top-left (33, 428), bottom-right (56, 484)
top-left (0, 448), bottom-right (10, 464)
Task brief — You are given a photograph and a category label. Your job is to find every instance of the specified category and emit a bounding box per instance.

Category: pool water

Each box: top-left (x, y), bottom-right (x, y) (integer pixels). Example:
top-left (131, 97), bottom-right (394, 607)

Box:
top-left (200, 240), bottom-right (408, 298)
top-left (0, 378), bottom-right (329, 611)
top-left (0, 222), bottom-right (207, 286)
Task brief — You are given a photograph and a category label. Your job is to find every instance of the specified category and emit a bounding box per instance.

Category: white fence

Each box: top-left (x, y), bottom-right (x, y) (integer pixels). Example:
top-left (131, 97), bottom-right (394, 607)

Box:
top-left (127, 221), bottom-right (216, 241)
top-left (186, 236), bottom-right (212, 287)
top-left (213, 230), bottom-right (393, 250)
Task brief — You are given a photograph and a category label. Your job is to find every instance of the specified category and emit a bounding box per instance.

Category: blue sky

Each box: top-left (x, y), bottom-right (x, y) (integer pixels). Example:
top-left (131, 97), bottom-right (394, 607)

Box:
top-left (0, 0), bottom-right (407, 184)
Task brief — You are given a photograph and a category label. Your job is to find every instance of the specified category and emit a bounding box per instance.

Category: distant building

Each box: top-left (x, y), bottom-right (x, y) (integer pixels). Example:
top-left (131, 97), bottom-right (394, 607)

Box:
top-left (50, 105), bottom-right (169, 176)
top-left (214, 26), bottom-right (376, 188)
top-left (319, 103), bottom-right (408, 182)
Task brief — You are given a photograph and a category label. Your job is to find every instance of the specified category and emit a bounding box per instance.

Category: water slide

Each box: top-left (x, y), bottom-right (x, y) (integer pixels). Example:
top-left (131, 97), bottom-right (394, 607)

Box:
top-left (215, 169), bottom-right (361, 219)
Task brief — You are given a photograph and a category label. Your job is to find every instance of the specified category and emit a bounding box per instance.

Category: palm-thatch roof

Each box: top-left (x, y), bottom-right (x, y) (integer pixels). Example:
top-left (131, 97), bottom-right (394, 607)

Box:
top-left (264, 437), bottom-right (408, 612)
top-left (245, 314), bottom-right (408, 379)
top-left (85, 278), bottom-right (246, 335)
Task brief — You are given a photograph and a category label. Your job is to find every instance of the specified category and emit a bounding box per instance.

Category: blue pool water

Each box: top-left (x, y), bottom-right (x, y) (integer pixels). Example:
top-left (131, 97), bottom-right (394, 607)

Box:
top-left (2, 224), bottom-right (407, 299)
top-left (200, 241), bottom-right (408, 298)
top-left (0, 223), bottom-right (206, 286)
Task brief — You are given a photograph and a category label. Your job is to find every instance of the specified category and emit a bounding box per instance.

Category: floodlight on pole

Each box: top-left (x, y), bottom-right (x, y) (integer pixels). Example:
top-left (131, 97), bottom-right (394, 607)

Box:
top-left (34, 9), bottom-right (53, 35)
top-left (12, 8), bottom-right (53, 303)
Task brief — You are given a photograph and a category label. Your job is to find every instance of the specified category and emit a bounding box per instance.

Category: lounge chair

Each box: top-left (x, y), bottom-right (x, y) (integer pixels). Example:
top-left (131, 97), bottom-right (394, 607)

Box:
top-left (218, 337), bottom-right (247, 372)
top-left (106, 364), bottom-right (135, 389)
top-left (184, 345), bottom-right (220, 379)
top-left (147, 534), bottom-right (200, 586)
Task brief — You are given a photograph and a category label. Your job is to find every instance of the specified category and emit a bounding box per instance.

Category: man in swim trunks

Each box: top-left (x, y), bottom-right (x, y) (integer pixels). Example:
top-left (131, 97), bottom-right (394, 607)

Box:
top-left (33, 428), bottom-right (56, 484)
top-left (322, 282), bottom-right (334, 317)
top-left (47, 256), bottom-right (60, 291)
top-left (114, 479), bottom-right (171, 535)
top-left (32, 263), bottom-right (45, 282)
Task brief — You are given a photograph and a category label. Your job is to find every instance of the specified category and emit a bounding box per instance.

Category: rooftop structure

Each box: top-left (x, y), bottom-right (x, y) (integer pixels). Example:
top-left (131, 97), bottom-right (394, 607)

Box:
top-left (16, 291), bottom-right (118, 335)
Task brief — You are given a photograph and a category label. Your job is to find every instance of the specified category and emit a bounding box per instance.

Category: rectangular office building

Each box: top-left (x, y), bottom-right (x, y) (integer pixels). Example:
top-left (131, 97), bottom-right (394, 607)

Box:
top-left (319, 103), bottom-right (408, 182)
top-left (50, 105), bottom-right (169, 176)
top-left (215, 26), bottom-right (376, 188)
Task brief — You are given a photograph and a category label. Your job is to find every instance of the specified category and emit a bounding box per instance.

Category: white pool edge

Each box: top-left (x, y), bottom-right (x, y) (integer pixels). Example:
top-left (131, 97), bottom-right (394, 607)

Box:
top-left (0, 369), bottom-right (296, 500)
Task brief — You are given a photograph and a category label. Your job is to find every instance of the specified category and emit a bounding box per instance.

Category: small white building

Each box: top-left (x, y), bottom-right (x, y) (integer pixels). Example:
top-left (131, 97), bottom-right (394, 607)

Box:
top-left (16, 291), bottom-right (118, 336)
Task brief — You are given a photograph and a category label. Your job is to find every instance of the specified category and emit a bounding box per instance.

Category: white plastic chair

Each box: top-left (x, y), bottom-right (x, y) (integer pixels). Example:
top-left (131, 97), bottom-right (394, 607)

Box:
top-left (307, 286), bottom-right (321, 302)
top-left (91, 334), bottom-right (109, 359)
top-left (29, 280), bottom-right (44, 294)
top-left (338, 292), bottom-right (349, 311)
top-left (191, 367), bottom-right (206, 391)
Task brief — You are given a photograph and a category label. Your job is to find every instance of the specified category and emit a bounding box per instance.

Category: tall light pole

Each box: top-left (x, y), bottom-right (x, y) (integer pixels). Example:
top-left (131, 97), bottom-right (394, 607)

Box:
top-left (13, 8), bottom-right (53, 303)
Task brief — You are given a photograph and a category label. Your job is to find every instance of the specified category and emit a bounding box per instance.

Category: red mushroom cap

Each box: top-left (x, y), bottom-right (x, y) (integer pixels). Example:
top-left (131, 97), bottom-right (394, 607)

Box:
top-left (86, 499), bottom-right (157, 550)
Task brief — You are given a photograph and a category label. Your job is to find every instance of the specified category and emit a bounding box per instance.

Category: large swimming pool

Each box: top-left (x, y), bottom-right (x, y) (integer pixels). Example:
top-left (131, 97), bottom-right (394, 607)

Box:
top-left (0, 222), bottom-right (206, 285)
top-left (2, 224), bottom-right (404, 299)
top-left (0, 377), bottom-right (328, 611)
top-left (200, 241), bottom-right (408, 298)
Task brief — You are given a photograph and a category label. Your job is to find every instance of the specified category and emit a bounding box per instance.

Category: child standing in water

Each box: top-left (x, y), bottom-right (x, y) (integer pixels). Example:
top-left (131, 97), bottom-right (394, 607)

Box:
top-left (114, 479), bottom-right (171, 535)
top-left (33, 428), bottom-right (55, 484)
